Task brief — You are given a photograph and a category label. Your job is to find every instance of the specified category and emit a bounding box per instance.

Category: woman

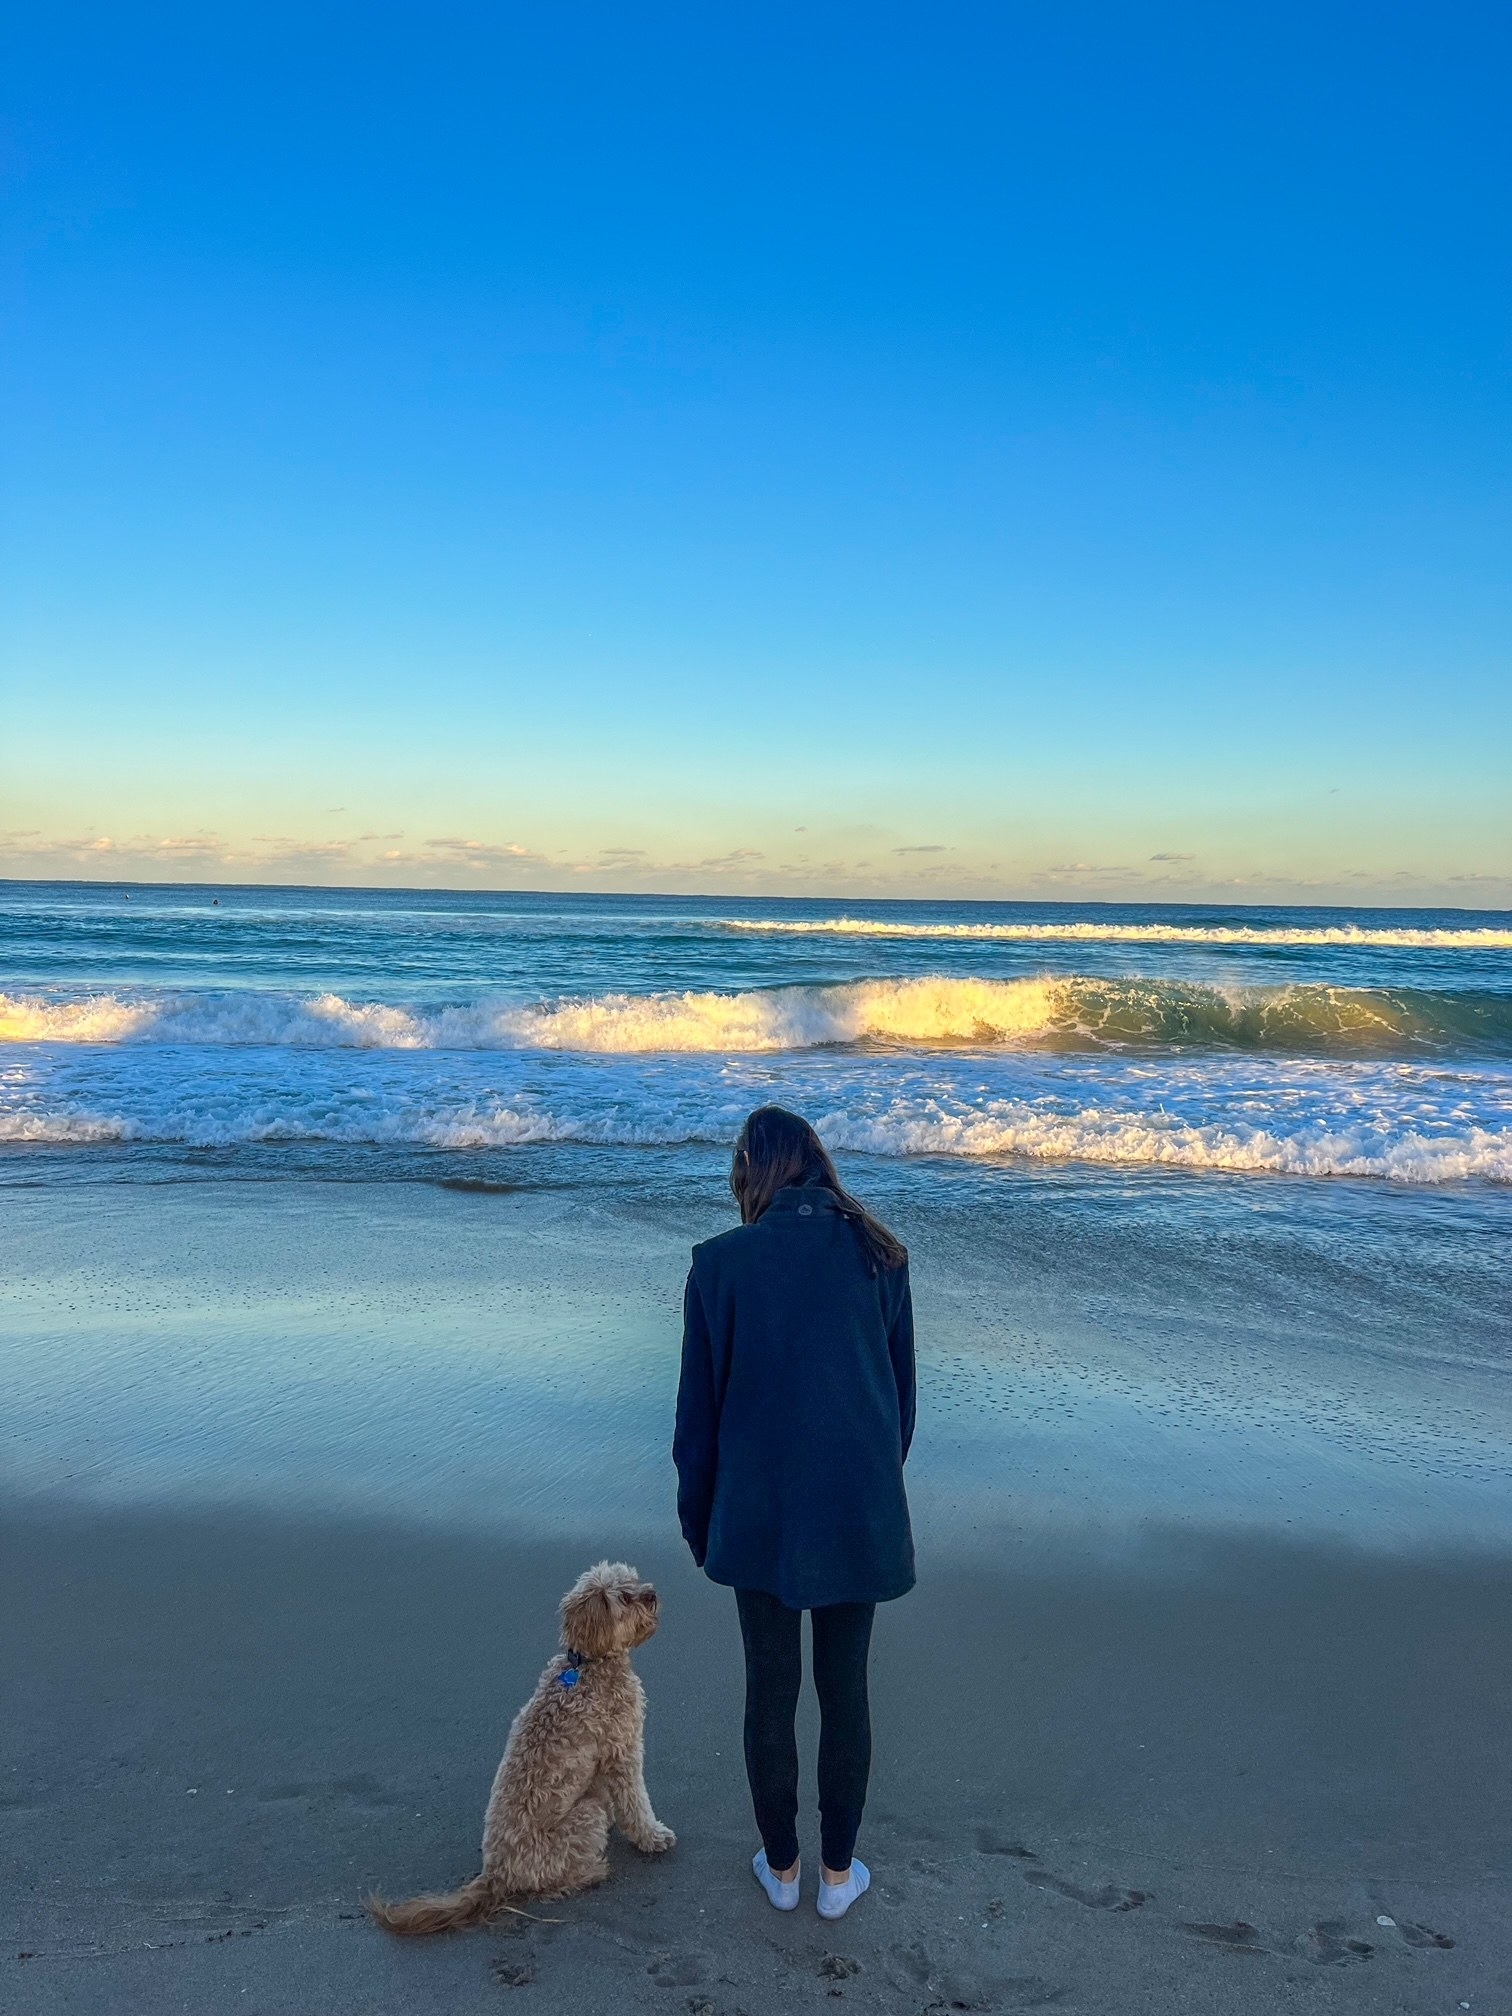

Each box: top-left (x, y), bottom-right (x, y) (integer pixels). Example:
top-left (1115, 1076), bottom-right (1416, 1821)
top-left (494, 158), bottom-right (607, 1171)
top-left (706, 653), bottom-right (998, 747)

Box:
top-left (673, 1106), bottom-right (915, 1920)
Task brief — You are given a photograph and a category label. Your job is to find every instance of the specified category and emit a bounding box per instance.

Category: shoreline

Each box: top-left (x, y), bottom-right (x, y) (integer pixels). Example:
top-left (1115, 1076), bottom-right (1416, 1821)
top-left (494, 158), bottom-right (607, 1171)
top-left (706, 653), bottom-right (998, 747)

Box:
top-left (6, 1172), bottom-right (1508, 1556)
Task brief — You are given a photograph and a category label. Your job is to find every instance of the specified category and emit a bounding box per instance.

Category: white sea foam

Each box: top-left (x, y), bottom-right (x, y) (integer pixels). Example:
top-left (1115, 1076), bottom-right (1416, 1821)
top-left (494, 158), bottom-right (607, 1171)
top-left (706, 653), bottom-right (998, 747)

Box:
top-left (3, 976), bottom-right (1503, 1055)
top-left (3, 1087), bottom-right (1507, 1183)
top-left (818, 1105), bottom-right (1512, 1185)
top-left (719, 916), bottom-right (1512, 949)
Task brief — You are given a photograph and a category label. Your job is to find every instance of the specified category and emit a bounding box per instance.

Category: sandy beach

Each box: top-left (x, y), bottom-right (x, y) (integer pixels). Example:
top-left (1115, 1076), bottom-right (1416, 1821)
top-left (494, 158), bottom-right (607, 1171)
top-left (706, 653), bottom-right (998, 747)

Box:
top-left (4, 1169), bottom-right (1508, 2013)
top-left (5, 1502), bottom-right (1506, 2014)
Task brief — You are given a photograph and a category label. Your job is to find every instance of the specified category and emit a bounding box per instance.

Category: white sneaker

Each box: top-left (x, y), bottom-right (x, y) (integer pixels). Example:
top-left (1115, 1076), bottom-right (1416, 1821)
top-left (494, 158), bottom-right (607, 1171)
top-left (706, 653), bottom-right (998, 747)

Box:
top-left (817, 1858), bottom-right (870, 1919)
top-left (753, 1848), bottom-right (800, 1911)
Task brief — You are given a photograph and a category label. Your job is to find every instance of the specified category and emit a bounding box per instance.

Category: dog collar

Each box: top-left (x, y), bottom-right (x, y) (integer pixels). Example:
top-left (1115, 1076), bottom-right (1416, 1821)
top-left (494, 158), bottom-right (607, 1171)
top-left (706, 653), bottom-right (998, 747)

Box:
top-left (558, 1648), bottom-right (590, 1687)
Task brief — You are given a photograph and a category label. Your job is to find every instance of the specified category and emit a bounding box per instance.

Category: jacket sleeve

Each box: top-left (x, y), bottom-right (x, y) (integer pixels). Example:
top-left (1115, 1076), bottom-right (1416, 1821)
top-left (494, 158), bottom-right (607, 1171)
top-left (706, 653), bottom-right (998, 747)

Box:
top-left (888, 1268), bottom-right (917, 1462)
top-left (673, 1266), bottom-right (719, 1565)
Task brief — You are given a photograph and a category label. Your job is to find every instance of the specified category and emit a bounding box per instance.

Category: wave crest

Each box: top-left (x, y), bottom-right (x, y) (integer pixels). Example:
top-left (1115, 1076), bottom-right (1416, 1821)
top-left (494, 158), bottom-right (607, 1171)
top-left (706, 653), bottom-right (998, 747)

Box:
top-left (720, 916), bottom-right (1512, 949)
top-left (3, 976), bottom-right (1508, 1056)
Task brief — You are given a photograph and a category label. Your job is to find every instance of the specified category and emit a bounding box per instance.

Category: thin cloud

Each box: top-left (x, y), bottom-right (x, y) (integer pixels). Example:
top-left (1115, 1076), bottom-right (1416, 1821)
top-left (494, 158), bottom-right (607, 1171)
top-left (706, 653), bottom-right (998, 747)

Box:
top-left (250, 838), bottom-right (360, 863)
top-left (1034, 862), bottom-right (1139, 879)
top-left (893, 844), bottom-right (947, 855)
top-left (7, 832), bottom-right (225, 860)
top-left (392, 838), bottom-right (552, 867)
top-left (698, 848), bottom-right (764, 869)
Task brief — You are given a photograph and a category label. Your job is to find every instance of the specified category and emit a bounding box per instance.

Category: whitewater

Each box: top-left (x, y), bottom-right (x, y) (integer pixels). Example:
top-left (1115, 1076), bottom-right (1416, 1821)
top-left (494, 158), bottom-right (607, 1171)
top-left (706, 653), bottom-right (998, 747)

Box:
top-left (2, 883), bottom-right (1510, 1187)
top-left (721, 915), bottom-right (1512, 950)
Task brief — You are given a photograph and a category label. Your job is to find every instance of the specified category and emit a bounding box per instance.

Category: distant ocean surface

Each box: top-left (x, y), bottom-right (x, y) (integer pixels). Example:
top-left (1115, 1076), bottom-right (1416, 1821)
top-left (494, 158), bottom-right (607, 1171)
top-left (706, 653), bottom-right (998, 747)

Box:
top-left (2, 881), bottom-right (1510, 1186)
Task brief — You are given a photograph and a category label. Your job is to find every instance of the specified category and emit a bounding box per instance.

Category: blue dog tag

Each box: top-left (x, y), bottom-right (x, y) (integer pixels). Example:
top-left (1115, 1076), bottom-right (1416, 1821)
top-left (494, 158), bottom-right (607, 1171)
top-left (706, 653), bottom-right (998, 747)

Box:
top-left (559, 1667), bottom-right (579, 1688)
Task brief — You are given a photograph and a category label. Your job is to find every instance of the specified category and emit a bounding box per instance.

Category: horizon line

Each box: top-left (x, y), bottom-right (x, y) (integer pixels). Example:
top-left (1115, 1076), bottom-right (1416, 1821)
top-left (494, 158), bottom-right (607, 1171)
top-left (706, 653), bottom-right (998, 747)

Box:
top-left (0, 874), bottom-right (1507, 918)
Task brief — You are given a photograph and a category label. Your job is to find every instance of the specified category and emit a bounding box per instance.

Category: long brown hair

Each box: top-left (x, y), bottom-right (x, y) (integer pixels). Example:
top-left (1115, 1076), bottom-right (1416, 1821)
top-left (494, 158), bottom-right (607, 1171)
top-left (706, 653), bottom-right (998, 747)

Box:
top-left (730, 1105), bottom-right (906, 1275)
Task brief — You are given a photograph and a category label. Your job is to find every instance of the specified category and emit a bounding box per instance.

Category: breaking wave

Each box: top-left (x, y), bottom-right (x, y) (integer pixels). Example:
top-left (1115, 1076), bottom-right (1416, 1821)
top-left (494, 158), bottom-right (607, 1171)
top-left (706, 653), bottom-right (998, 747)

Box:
top-left (3, 1089), bottom-right (1507, 1184)
top-left (720, 916), bottom-right (1512, 950)
top-left (3, 977), bottom-right (1510, 1056)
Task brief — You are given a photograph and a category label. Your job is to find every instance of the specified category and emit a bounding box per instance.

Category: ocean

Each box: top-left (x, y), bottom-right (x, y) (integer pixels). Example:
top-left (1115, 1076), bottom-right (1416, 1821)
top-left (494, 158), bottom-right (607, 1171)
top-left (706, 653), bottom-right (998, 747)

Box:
top-left (3, 881), bottom-right (1509, 1550)
top-left (3, 881), bottom-right (1510, 1180)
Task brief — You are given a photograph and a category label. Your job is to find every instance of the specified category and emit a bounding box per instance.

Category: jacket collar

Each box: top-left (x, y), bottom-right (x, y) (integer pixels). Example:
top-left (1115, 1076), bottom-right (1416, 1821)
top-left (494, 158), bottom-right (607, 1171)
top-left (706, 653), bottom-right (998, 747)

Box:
top-left (764, 1185), bottom-right (842, 1215)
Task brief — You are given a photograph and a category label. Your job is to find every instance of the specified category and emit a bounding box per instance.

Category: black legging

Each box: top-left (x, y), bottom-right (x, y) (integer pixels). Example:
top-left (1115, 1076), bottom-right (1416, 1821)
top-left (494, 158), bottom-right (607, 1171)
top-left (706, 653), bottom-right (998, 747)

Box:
top-left (735, 1588), bottom-right (876, 1873)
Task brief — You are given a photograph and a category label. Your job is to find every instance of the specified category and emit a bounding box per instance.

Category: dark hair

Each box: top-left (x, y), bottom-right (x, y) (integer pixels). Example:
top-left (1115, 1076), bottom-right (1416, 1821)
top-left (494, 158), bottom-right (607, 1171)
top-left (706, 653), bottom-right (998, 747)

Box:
top-left (730, 1105), bottom-right (907, 1274)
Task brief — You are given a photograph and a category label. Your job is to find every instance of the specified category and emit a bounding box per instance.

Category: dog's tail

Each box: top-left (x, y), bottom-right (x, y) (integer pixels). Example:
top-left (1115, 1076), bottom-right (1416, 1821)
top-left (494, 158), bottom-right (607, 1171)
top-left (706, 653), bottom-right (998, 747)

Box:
top-left (366, 1873), bottom-right (497, 1936)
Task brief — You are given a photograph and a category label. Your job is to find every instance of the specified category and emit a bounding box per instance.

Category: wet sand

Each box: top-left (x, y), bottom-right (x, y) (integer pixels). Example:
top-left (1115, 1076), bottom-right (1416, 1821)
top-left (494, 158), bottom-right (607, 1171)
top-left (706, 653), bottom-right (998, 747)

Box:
top-left (4, 1500), bottom-right (1507, 2015)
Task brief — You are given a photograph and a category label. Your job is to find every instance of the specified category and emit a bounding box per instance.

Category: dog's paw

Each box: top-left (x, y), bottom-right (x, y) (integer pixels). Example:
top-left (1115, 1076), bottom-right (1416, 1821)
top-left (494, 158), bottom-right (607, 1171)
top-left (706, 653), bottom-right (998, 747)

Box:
top-left (637, 1823), bottom-right (676, 1854)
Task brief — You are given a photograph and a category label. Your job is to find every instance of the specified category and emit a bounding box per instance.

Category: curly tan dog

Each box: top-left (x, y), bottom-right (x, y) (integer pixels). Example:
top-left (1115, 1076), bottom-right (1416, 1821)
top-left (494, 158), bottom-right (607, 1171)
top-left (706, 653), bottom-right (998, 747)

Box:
top-left (368, 1562), bottom-right (675, 1933)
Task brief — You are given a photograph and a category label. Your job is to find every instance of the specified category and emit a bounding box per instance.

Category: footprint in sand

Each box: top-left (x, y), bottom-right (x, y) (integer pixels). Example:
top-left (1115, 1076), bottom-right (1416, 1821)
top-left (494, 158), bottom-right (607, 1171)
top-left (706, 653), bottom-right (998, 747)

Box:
top-left (1180, 1920), bottom-right (1266, 1954)
top-left (1024, 1870), bottom-right (1147, 1912)
top-left (1397, 1920), bottom-right (1455, 1950)
top-left (889, 1945), bottom-right (1066, 2011)
top-left (647, 1952), bottom-right (709, 1987)
top-left (975, 1828), bottom-right (1038, 1859)
top-left (890, 1939), bottom-right (933, 1987)
top-left (883, 1811), bottom-right (948, 1845)
top-left (937, 1970), bottom-right (1070, 2010)
top-left (1298, 1921), bottom-right (1373, 1966)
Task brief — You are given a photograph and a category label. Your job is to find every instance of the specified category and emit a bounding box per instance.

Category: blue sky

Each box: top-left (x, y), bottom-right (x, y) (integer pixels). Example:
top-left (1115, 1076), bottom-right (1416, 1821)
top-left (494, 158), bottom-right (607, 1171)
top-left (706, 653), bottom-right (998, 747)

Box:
top-left (3, 2), bottom-right (1508, 901)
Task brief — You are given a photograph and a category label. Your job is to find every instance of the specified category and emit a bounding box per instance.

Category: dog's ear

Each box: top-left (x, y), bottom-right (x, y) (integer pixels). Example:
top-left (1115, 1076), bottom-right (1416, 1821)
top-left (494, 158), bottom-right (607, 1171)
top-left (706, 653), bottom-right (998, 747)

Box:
top-left (560, 1564), bottom-right (628, 1657)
